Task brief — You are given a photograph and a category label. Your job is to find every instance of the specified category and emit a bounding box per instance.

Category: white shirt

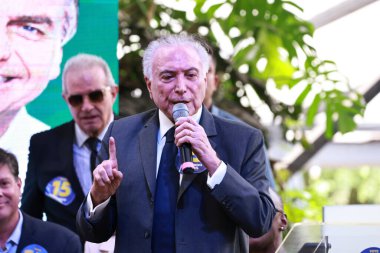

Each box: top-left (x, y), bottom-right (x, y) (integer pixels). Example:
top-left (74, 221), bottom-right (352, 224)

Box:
top-left (0, 107), bottom-right (49, 191)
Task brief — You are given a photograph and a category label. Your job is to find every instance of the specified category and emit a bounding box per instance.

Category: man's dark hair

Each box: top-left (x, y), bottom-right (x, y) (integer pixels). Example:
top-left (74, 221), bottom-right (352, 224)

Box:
top-left (0, 148), bottom-right (19, 180)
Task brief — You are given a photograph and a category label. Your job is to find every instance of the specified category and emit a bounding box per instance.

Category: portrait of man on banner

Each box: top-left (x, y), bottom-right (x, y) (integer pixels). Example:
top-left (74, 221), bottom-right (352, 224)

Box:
top-left (0, 0), bottom-right (118, 186)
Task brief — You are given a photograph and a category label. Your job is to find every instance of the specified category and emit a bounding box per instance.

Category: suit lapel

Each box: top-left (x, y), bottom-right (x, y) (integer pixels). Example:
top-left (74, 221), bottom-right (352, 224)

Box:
top-left (177, 107), bottom-right (218, 201)
top-left (59, 121), bottom-right (85, 199)
top-left (139, 111), bottom-right (160, 198)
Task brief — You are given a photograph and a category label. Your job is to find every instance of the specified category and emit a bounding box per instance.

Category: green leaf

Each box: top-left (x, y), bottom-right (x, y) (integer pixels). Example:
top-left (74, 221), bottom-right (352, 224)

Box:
top-left (306, 94), bottom-right (321, 127)
top-left (233, 43), bottom-right (258, 66)
top-left (254, 29), bottom-right (296, 83)
top-left (295, 84), bottom-right (311, 105)
top-left (282, 1), bottom-right (304, 13)
top-left (206, 3), bottom-right (225, 19)
top-left (338, 110), bottom-right (356, 133)
top-left (325, 102), bottom-right (334, 139)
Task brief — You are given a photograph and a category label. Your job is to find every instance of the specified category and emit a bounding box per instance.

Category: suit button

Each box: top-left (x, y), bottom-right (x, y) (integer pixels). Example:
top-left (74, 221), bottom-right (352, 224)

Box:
top-left (144, 232), bottom-right (150, 238)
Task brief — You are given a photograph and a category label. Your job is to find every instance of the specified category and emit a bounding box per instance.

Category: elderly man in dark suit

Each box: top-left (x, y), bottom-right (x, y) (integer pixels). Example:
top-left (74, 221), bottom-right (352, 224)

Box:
top-left (77, 34), bottom-right (275, 253)
top-left (0, 148), bottom-right (82, 253)
top-left (21, 53), bottom-right (118, 237)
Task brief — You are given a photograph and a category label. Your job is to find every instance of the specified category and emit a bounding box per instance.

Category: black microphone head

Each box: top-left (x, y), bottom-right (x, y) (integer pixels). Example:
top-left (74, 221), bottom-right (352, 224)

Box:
top-left (172, 103), bottom-right (189, 122)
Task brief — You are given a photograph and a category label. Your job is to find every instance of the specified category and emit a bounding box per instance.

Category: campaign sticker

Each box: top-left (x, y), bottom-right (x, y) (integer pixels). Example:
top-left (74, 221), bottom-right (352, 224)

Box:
top-left (45, 176), bottom-right (75, 206)
top-left (176, 150), bottom-right (207, 174)
top-left (22, 244), bottom-right (48, 253)
top-left (361, 247), bottom-right (380, 253)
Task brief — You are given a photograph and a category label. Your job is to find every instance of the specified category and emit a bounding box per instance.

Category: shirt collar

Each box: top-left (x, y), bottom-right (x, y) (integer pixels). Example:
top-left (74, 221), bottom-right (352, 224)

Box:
top-left (158, 106), bottom-right (202, 141)
top-left (75, 114), bottom-right (114, 147)
top-left (7, 210), bottom-right (23, 247)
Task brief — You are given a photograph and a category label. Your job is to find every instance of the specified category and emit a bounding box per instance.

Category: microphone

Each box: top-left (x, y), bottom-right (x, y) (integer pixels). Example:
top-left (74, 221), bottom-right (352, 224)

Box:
top-left (172, 103), bottom-right (196, 174)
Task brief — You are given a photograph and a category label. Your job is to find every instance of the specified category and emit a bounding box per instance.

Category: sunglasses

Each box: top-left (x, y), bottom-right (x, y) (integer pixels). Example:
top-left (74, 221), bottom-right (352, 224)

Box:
top-left (67, 87), bottom-right (111, 107)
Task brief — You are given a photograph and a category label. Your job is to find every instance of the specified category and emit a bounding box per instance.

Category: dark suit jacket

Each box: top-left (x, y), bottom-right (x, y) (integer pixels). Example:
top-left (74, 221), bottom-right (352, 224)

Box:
top-left (211, 105), bottom-right (276, 188)
top-left (21, 121), bottom-right (86, 234)
top-left (17, 212), bottom-right (82, 253)
top-left (77, 108), bottom-right (275, 253)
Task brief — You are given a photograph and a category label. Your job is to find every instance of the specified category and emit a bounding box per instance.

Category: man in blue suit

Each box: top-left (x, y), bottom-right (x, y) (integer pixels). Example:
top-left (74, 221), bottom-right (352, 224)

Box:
top-left (0, 148), bottom-right (82, 253)
top-left (77, 34), bottom-right (275, 253)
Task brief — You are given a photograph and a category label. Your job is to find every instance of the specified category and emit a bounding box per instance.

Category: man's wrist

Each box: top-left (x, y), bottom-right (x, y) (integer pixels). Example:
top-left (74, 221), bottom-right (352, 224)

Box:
top-left (90, 190), bottom-right (106, 207)
top-left (208, 158), bottom-right (222, 177)
top-left (86, 194), bottom-right (111, 219)
top-left (207, 161), bottom-right (227, 189)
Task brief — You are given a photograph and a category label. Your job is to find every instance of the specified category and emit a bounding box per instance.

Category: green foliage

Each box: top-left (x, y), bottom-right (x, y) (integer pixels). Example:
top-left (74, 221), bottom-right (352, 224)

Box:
top-left (282, 188), bottom-right (328, 223)
top-left (118, 0), bottom-right (365, 144)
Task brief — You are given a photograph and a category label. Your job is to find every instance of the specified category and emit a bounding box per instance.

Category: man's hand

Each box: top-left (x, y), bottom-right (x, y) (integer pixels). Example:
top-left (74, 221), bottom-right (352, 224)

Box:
top-left (90, 137), bottom-right (123, 206)
top-left (174, 117), bottom-right (221, 176)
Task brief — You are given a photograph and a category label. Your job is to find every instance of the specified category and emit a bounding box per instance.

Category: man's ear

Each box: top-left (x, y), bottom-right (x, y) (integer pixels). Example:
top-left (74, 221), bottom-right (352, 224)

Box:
top-left (62, 93), bottom-right (68, 103)
top-left (214, 74), bottom-right (220, 89)
top-left (145, 77), bottom-right (153, 99)
top-left (111, 85), bottom-right (119, 101)
top-left (280, 213), bottom-right (288, 229)
top-left (17, 177), bottom-right (22, 190)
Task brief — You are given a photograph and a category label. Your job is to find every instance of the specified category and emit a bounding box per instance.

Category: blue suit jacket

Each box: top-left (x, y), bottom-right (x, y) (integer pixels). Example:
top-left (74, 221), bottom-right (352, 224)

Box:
top-left (77, 108), bottom-right (275, 253)
top-left (210, 105), bottom-right (276, 188)
top-left (17, 212), bottom-right (82, 253)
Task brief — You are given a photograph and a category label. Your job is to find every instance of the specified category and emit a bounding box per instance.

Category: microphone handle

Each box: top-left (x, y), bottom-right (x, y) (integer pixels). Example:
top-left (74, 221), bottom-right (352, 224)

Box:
top-left (180, 143), bottom-right (195, 174)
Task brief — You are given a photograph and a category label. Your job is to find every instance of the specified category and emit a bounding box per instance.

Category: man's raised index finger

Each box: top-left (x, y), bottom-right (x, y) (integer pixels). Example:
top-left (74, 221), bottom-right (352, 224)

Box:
top-left (109, 136), bottom-right (117, 164)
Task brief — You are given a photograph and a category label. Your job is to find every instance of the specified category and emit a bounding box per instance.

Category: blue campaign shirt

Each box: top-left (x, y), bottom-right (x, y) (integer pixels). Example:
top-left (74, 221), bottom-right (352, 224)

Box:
top-left (0, 210), bottom-right (23, 253)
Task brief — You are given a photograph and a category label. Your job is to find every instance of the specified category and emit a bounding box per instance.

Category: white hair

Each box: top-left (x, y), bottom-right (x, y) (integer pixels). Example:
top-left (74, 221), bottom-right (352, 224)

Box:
top-left (142, 34), bottom-right (209, 80)
top-left (62, 53), bottom-right (116, 93)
